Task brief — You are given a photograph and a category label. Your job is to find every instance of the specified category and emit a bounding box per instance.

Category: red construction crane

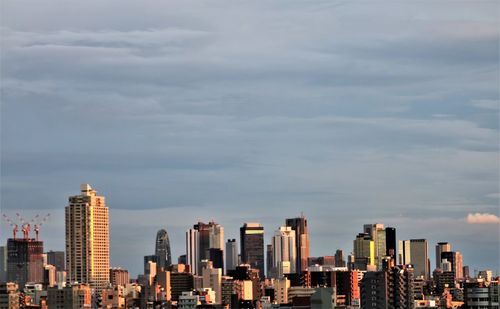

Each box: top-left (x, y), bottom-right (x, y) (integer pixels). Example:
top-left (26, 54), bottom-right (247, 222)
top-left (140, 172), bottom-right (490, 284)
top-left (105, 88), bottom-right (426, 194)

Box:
top-left (33, 213), bottom-right (50, 241)
top-left (16, 213), bottom-right (32, 239)
top-left (2, 214), bottom-right (19, 239)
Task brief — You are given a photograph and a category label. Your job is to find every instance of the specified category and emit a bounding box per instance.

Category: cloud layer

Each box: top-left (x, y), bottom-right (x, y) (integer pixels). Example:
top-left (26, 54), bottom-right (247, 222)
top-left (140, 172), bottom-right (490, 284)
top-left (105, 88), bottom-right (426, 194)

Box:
top-left (1, 0), bottom-right (498, 276)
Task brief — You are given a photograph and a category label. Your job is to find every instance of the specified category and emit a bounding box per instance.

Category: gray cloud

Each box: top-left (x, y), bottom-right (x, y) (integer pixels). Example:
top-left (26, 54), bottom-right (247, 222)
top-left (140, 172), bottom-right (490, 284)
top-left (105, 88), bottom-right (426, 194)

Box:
top-left (1, 0), bottom-right (498, 276)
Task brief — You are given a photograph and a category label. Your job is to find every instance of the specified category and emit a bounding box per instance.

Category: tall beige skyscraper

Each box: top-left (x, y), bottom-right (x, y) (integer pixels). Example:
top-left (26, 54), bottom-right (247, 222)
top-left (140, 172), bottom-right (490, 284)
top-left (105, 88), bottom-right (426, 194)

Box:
top-left (65, 184), bottom-right (110, 290)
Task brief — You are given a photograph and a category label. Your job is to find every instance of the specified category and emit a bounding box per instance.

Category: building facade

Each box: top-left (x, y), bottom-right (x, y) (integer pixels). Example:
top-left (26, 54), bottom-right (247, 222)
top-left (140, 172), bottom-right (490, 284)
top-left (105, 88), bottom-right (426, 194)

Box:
top-left (65, 184), bottom-right (110, 290)
top-left (240, 223), bottom-right (265, 279)
top-left (286, 216), bottom-right (310, 274)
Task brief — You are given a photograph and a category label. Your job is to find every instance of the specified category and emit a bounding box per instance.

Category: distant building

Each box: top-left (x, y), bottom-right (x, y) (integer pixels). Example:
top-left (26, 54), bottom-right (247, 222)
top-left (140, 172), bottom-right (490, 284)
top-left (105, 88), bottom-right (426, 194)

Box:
top-left (7, 238), bottom-right (44, 287)
top-left (335, 250), bottom-right (346, 267)
top-left (435, 242), bottom-right (451, 269)
top-left (410, 239), bottom-right (429, 279)
top-left (155, 229), bottom-right (172, 271)
top-left (65, 184), bottom-right (110, 290)
top-left (363, 223), bottom-right (386, 270)
top-left (187, 222), bottom-right (224, 275)
top-left (47, 283), bottom-right (92, 309)
top-left (385, 227), bottom-right (396, 258)
top-left (271, 226), bottom-right (297, 278)
top-left (0, 247), bottom-right (7, 282)
top-left (353, 233), bottom-right (374, 270)
top-left (110, 267), bottom-right (129, 286)
top-left (240, 223), bottom-right (264, 279)
top-left (46, 250), bottom-right (65, 272)
top-left (171, 272), bottom-right (194, 301)
top-left (286, 216), bottom-right (310, 274)
top-left (226, 239), bottom-right (238, 273)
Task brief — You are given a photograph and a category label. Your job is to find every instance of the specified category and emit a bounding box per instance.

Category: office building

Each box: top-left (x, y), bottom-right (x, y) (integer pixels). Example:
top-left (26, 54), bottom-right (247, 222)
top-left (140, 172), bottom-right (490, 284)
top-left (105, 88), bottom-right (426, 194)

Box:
top-left (286, 216), bottom-right (310, 274)
top-left (240, 223), bottom-right (265, 279)
top-left (186, 221), bottom-right (224, 275)
top-left (435, 242), bottom-right (451, 269)
top-left (385, 227), bottom-right (396, 258)
top-left (335, 250), bottom-right (346, 267)
top-left (110, 268), bottom-right (130, 286)
top-left (65, 184), bottom-right (110, 290)
top-left (202, 261), bottom-right (222, 304)
top-left (353, 233), bottom-right (374, 270)
top-left (398, 240), bottom-right (411, 265)
top-left (0, 247), bottom-right (6, 283)
top-left (271, 226), bottom-right (297, 278)
top-left (155, 229), bottom-right (172, 271)
top-left (47, 283), bottom-right (92, 309)
top-left (7, 238), bottom-right (44, 287)
top-left (226, 239), bottom-right (238, 273)
top-left (410, 239), bottom-right (429, 279)
top-left (46, 251), bottom-right (65, 272)
top-left (441, 251), bottom-right (463, 280)
top-left (363, 223), bottom-right (386, 270)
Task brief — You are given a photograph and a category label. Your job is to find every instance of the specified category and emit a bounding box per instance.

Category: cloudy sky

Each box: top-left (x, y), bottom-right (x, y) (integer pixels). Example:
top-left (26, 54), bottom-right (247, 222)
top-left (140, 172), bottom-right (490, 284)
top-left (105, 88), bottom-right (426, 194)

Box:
top-left (1, 0), bottom-right (498, 277)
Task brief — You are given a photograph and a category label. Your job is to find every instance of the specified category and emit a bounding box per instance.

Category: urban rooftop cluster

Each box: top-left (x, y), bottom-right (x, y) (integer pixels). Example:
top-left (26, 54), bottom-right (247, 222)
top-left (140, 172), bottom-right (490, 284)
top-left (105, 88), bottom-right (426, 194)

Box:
top-left (0, 184), bottom-right (497, 309)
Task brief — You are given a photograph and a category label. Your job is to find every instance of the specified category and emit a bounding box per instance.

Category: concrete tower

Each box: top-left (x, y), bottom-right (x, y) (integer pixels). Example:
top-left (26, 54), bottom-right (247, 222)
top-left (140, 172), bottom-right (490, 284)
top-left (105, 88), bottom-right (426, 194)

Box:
top-left (65, 184), bottom-right (110, 290)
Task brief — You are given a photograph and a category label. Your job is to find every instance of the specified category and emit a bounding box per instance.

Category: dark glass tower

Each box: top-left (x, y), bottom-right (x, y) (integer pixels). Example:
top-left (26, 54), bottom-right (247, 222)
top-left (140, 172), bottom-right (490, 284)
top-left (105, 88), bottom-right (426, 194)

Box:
top-left (240, 223), bottom-right (264, 279)
top-left (155, 229), bottom-right (172, 271)
top-left (285, 216), bottom-right (310, 274)
top-left (385, 227), bottom-right (396, 257)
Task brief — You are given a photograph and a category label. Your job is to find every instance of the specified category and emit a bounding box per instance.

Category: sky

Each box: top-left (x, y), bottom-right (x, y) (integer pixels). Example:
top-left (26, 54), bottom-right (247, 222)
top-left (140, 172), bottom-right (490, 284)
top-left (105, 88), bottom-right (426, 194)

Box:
top-left (0, 0), bottom-right (499, 277)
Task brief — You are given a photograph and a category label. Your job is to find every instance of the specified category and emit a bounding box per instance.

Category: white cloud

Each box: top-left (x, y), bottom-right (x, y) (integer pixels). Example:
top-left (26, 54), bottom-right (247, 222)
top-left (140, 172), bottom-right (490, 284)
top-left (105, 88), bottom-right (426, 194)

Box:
top-left (466, 213), bottom-right (500, 224)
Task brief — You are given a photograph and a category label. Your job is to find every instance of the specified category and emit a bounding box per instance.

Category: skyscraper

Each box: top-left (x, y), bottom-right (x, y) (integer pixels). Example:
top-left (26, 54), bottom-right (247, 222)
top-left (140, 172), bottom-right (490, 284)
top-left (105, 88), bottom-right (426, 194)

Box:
top-left (155, 229), bottom-right (172, 271)
top-left (271, 226), bottom-right (296, 278)
top-left (385, 227), bottom-right (396, 258)
top-left (7, 238), bottom-right (44, 287)
top-left (186, 228), bottom-right (199, 274)
top-left (240, 223), bottom-right (264, 279)
top-left (398, 240), bottom-right (411, 265)
top-left (353, 233), bottom-right (375, 270)
top-left (409, 239), bottom-right (429, 279)
top-left (363, 223), bottom-right (386, 270)
top-left (186, 221), bottom-right (224, 275)
top-left (65, 184), bottom-right (110, 290)
top-left (285, 216), bottom-right (310, 274)
top-left (435, 242), bottom-right (451, 269)
top-left (226, 239), bottom-right (238, 273)
top-left (335, 249), bottom-right (346, 267)
top-left (46, 250), bottom-right (65, 272)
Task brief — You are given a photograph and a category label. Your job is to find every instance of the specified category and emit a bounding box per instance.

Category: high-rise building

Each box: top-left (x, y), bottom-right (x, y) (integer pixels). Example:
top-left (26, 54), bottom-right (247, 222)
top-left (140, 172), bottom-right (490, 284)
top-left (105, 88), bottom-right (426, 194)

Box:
top-left (266, 244), bottom-right (273, 278)
top-left (441, 251), bottom-right (463, 280)
top-left (271, 226), bottom-right (297, 278)
top-left (363, 223), bottom-right (386, 270)
top-left (240, 223), bottom-right (264, 279)
top-left (360, 265), bottom-right (414, 309)
top-left (398, 240), bottom-right (411, 265)
top-left (335, 249), bottom-right (346, 267)
top-left (0, 246), bottom-right (6, 282)
top-left (409, 239), bottom-right (429, 279)
top-left (0, 282), bottom-right (19, 309)
top-left (225, 239), bottom-right (238, 273)
top-left (65, 184), bottom-right (110, 290)
top-left (385, 227), bottom-right (396, 258)
top-left (186, 222), bottom-right (224, 275)
top-left (353, 233), bottom-right (374, 270)
top-left (46, 250), bottom-right (65, 272)
top-left (285, 216), bottom-right (310, 274)
top-left (155, 229), bottom-right (172, 271)
top-left (186, 229), bottom-right (199, 274)
top-left (6, 238), bottom-right (44, 287)
top-left (435, 242), bottom-right (451, 270)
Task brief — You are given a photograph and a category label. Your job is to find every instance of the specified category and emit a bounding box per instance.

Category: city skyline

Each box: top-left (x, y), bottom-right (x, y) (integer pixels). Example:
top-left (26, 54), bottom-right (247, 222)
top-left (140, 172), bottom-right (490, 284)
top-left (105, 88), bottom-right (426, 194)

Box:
top-left (1, 0), bottom-right (499, 281)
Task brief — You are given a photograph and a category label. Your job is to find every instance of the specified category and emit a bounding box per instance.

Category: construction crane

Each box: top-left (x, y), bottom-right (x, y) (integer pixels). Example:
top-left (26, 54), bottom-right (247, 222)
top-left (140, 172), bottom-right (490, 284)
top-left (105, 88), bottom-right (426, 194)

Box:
top-left (33, 213), bottom-right (50, 241)
top-left (16, 213), bottom-right (31, 239)
top-left (2, 214), bottom-right (19, 239)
